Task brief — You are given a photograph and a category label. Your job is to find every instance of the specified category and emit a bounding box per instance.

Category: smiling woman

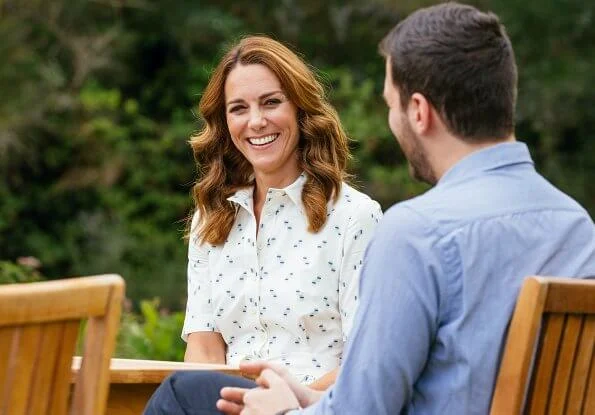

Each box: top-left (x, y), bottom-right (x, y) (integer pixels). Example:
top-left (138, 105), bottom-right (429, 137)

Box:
top-left (191, 36), bottom-right (362, 244)
top-left (224, 63), bottom-right (301, 205)
top-left (154, 36), bottom-right (382, 408)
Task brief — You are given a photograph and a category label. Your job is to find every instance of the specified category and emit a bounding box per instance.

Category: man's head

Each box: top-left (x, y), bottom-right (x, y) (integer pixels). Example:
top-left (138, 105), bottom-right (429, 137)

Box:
top-left (380, 3), bottom-right (518, 183)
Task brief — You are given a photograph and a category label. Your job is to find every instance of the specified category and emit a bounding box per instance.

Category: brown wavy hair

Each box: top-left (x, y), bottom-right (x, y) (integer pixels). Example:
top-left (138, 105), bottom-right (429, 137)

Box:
top-left (189, 35), bottom-right (351, 245)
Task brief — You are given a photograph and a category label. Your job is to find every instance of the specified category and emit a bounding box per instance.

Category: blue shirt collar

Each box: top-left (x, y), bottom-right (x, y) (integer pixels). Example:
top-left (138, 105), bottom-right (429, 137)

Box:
top-left (438, 142), bottom-right (534, 186)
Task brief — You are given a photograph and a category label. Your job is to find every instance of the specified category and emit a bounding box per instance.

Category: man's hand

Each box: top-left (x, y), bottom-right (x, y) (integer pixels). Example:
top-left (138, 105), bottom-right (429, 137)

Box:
top-left (242, 361), bottom-right (323, 407)
top-left (246, 368), bottom-right (301, 414)
top-left (217, 361), bottom-right (324, 414)
top-left (217, 369), bottom-right (299, 415)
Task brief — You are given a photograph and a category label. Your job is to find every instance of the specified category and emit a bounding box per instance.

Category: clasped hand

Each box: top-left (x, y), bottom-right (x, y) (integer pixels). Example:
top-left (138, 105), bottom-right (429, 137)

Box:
top-left (217, 361), bottom-right (323, 415)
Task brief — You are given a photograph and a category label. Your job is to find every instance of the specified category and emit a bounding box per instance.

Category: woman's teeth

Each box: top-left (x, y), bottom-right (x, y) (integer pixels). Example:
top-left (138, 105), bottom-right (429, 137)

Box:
top-left (248, 134), bottom-right (278, 146)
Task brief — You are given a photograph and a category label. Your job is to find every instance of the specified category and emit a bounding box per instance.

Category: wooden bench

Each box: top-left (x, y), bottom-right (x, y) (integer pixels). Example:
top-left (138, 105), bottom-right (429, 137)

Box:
top-left (490, 276), bottom-right (595, 414)
top-left (71, 357), bottom-right (243, 414)
top-left (0, 275), bottom-right (124, 415)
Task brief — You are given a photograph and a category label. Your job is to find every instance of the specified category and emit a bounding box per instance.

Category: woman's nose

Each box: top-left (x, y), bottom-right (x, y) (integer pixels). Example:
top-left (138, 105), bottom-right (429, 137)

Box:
top-left (248, 108), bottom-right (267, 130)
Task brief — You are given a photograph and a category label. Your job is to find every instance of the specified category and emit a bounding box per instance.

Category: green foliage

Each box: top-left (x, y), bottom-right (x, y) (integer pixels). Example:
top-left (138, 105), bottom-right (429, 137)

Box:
top-left (115, 299), bottom-right (186, 361)
top-left (325, 66), bottom-right (430, 208)
top-left (484, 0), bottom-right (595, 211)
top-left (0, 260), bottom-right (44, 284)
top-left (1, 0), bottom-right (594, 312)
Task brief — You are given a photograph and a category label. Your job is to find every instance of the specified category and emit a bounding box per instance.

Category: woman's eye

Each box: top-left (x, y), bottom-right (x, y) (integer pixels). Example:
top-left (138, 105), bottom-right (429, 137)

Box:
top-left (264, 98), bottom-right (281, 106)
top-left (228, 105), bottom-right (245, 113)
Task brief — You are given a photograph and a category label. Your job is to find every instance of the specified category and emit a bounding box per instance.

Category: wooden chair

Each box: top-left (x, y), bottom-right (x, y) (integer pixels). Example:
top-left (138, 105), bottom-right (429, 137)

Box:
top-left (0, 274), bottom-right (125, 415)
top-left (491, 276), bottom-right (595, 414)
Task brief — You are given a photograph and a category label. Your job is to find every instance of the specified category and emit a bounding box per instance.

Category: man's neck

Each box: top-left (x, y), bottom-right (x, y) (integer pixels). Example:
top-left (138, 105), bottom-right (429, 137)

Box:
top-left (430, 135), bottom-right (516, 181)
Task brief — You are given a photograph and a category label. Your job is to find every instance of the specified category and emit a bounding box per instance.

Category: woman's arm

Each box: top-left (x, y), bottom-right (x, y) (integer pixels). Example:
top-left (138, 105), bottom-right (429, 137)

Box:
top-left (184, 331), bottom-right (227, 363)
top-left (183, 212), bottom-right (226, 364)
top-left (308, 367), bottom-right (338, 391)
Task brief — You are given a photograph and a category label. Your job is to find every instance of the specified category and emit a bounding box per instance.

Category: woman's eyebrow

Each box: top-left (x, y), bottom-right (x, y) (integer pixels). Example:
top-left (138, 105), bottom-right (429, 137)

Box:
top-left (226, 90), bottom-right (285, 106)
top-left (259, 90), bottom-right (284, 99)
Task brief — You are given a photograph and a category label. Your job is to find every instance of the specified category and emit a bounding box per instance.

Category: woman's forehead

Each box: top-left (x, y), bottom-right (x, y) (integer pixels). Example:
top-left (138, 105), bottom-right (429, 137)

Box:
top-left (225, 64), bottom-right (284, 102)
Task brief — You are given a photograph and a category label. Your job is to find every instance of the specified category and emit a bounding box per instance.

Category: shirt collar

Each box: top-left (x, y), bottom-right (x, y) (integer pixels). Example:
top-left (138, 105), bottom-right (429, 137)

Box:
top-left (279, 172), bottom-right (307, 206)
top-left (437, 141), bottom-right (534, 186)
top-left (226, 187), bottom-right (253, 212)
top-left (226, 173), bottom-right (307, 213)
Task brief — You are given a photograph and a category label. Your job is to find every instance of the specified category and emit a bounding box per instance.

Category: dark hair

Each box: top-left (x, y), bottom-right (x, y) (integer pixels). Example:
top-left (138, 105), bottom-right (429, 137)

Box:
top-left (379, 2), bottom-right (517, 141)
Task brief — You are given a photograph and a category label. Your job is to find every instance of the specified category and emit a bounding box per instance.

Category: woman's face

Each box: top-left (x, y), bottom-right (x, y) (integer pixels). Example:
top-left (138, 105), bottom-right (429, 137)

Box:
top-left (224, 63), bottom-right (301, 185)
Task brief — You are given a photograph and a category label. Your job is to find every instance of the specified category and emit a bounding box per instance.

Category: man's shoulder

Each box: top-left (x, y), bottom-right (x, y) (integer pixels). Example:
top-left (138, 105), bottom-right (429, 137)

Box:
top-left (381, 188), bottom-right (450, 232)
top-left (396, 169), bottom-right (588, 232)
top-left (377, 202), bottom-right (435, 242)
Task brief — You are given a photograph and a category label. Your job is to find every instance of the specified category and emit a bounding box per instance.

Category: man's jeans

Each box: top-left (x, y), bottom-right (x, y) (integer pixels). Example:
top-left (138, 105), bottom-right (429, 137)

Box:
top-left (143, 371), bottom-right (257, 414)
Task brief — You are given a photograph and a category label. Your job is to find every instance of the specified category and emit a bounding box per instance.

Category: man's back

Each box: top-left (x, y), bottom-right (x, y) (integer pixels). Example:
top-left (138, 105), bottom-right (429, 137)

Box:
top-left (322, 142), bottom-right (595, 414)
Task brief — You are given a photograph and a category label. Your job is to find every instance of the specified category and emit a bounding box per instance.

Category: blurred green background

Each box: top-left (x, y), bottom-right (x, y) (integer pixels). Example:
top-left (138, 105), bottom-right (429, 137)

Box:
top-left (1, 0), bottom-right (594, 358)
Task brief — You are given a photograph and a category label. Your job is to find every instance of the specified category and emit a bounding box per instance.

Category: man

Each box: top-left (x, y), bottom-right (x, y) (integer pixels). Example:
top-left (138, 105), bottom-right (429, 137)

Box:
top-left (146, 3), bottom-right (595, 414)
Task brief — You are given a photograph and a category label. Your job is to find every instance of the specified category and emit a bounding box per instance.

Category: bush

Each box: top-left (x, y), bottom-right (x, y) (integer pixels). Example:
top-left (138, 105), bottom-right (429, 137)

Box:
top-left (115, 298), bottom-right (186, 361)
top-left (0, 259), bottom-right (44, 284)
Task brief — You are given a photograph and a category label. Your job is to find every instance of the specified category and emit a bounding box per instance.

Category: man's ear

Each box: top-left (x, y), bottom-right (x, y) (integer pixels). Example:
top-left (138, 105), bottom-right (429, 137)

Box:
top-left (408, 92), bottom-right (431, 135)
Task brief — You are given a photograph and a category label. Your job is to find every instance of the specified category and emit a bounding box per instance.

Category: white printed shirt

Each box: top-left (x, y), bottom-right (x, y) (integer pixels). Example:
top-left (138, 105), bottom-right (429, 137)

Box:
top-left (182, 173), bottom-right (382, 382)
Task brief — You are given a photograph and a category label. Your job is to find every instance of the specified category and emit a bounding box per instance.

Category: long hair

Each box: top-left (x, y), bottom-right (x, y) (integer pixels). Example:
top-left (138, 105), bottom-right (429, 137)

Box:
top-left (189, 36), bottom-right (351, 245)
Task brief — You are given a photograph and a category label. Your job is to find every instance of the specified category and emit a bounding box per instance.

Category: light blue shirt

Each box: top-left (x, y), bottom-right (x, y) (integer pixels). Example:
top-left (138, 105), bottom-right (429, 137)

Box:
top-left (301, 142), bottom-right (595, 414)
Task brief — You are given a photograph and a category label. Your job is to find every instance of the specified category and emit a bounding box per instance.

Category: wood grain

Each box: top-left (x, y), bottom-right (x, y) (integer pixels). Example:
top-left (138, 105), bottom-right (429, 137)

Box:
top-left (490, 276), bottom-right (595, 415)
top-left (0, 274), bottom-right (124, 415)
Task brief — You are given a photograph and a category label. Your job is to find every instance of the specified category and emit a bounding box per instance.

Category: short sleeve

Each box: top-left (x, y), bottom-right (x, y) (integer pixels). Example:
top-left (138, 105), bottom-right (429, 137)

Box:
top-left (338, 198), bottom-right (383, 340)
top-left (181, 211), bottom-right (218, 341)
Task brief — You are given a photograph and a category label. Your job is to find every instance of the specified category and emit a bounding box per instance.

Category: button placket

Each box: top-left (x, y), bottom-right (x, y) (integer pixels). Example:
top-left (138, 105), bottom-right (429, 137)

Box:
top-left (244, 211), bottom-right (260, 332)
top-left (255, 192), bottom-right (280, 352)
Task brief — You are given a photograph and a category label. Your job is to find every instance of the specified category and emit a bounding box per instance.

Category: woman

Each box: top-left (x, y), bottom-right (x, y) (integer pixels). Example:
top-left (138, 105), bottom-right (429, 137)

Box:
top-left (182, 35), bottom-right (382, 389)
